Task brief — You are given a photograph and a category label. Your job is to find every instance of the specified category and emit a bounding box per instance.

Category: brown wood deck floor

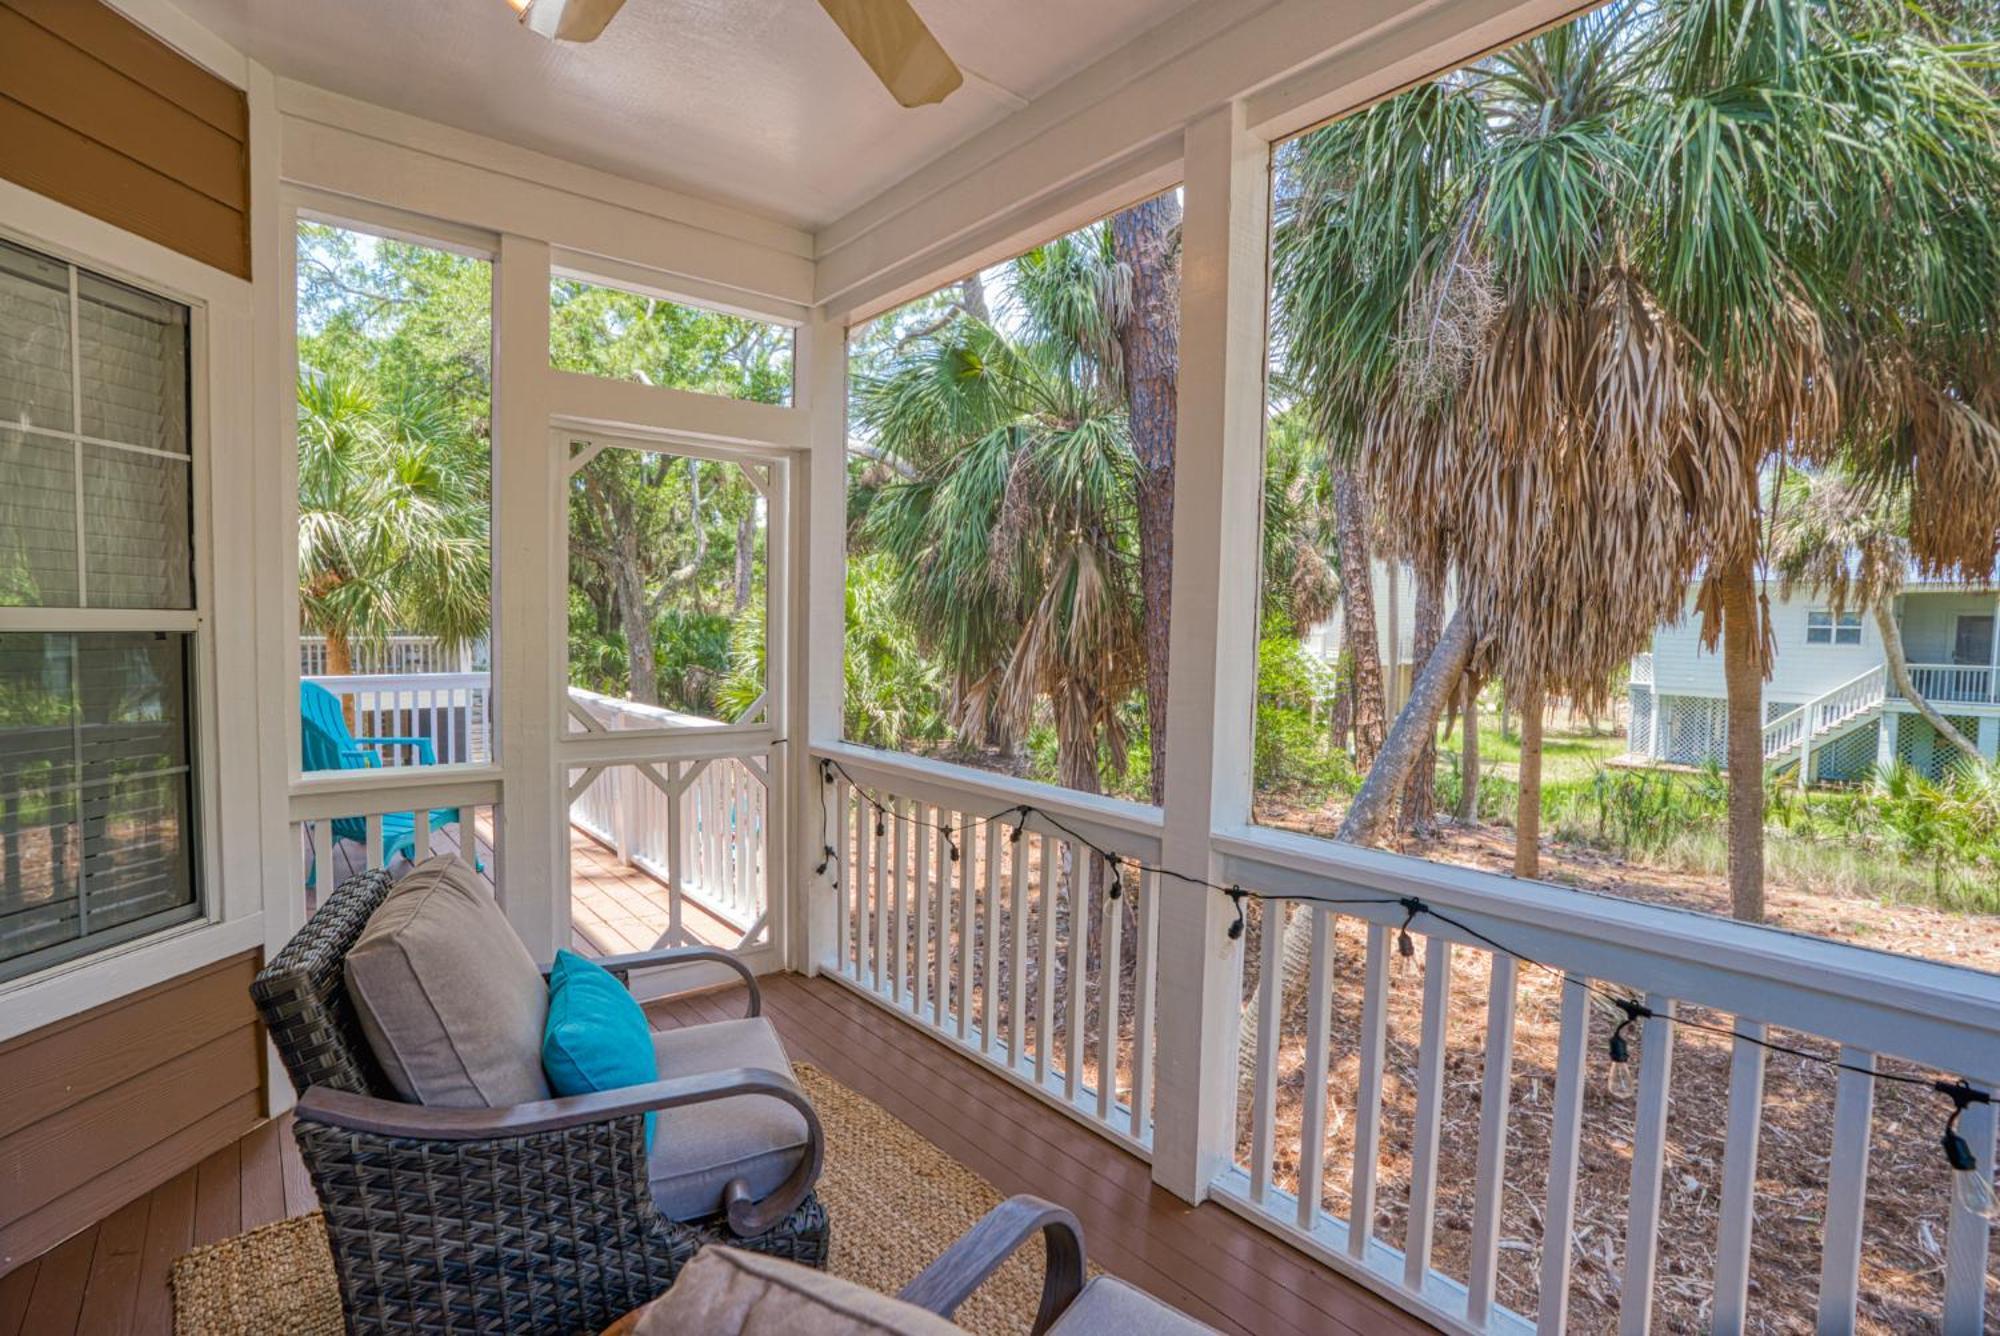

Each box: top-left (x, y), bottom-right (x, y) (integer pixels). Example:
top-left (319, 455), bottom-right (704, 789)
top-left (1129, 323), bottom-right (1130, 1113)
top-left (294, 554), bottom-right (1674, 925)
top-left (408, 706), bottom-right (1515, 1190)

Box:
top-left (0, 972), bottom-right (1431, 1336)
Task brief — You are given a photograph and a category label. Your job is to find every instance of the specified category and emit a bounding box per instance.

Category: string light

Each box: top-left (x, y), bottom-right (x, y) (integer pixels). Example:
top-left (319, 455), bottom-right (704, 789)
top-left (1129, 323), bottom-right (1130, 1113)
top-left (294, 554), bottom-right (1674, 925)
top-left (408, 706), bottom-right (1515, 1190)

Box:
top-left (1941, 1081), bottom-right (2000, 1221)
top-left (813, 755), bottom-right (1998, 1206)
top-left (1605, 998), bottom-right (1650, 1100)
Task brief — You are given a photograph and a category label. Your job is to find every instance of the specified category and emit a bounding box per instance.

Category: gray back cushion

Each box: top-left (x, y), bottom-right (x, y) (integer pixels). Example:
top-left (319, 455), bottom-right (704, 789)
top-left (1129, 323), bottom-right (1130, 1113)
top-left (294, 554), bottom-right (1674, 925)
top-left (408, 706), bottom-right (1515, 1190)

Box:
top-left (343, 855), bottom-right (552, 1108)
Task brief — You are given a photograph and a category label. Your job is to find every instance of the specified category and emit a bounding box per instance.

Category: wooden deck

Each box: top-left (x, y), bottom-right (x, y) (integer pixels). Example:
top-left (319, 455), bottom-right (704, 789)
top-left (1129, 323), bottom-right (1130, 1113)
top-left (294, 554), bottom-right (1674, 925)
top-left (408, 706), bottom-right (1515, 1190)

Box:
top-left (0, 972), bottom-right (1431, 1336)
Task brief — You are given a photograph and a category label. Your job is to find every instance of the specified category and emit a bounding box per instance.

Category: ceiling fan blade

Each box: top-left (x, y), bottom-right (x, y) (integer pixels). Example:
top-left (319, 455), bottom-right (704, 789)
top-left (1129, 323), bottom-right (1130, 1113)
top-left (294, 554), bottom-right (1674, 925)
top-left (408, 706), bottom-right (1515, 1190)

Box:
top-left (521, 0), bottom-right (625, 43)
top-left (815, 0), bottom-right (964, 108)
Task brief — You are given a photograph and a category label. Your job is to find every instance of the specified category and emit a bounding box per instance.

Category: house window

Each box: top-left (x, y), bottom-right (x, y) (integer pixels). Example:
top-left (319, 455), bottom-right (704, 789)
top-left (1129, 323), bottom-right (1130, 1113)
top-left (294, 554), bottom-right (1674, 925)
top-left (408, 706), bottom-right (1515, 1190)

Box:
top-left (0, 237), bottom-right (199, 980)
top-left (1806, 610), bottom-right (1862, 645)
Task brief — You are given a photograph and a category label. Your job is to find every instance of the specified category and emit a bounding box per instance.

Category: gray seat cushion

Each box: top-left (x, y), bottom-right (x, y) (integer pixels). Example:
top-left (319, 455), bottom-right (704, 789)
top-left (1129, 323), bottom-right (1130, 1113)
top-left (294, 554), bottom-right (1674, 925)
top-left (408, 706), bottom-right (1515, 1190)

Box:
top-left (646, 1017), bottom-right (811, 1222)
top-left (1047, 1276), bottom-right (1218, 1335)
top-left (633, 1245), bottom-right (962, 1335)
top-left (342, 855), bottom-right (552, 1108)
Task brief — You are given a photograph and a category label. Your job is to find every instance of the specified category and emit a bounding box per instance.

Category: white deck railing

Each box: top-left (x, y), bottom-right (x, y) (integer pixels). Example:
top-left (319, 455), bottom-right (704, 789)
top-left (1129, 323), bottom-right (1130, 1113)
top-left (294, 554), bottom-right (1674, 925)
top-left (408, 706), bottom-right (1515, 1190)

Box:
top-left (306, 672), bottom-right (492, 766)
top-left (806, 747), bottom-right (2000, 1335)
top-left (298, 675), bottom-right (767, 946)
top-left (1899, 663), bottom-right (2000, 706)
top-left (1217, 829), bottom-right (2000, 1336)
top-left (812, 746), bottom-right (1164, 1158)
top-left (566, 690), bottom-right (769, 944)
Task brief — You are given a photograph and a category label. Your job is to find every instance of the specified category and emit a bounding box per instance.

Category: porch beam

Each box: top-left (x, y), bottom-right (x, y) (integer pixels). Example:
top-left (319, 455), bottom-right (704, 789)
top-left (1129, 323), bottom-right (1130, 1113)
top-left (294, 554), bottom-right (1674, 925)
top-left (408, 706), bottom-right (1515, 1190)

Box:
top-left (1150, 101), bottom-right (1270, 1203)
top-left (492, 233), bottom-right (566, 961)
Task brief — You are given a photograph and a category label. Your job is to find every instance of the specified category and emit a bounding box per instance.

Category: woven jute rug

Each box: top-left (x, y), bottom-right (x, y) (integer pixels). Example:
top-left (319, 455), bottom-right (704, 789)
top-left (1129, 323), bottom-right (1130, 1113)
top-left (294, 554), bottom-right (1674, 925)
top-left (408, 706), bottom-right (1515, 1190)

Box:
top-left (170, 1064), bottom-right (1074, 1335)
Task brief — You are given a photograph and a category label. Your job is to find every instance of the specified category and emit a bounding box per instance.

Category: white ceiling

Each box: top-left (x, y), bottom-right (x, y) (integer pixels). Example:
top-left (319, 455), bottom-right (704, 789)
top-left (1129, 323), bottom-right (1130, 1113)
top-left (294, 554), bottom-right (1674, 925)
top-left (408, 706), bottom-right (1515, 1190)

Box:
top-left (165, 0), bottom-right (1202, 231)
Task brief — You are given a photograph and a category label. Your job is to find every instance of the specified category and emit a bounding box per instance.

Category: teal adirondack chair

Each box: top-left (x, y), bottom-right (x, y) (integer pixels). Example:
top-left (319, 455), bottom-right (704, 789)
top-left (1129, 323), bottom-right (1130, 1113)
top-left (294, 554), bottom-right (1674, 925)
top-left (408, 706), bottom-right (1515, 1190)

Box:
top-left (300, 681), bottom-right (474, 877)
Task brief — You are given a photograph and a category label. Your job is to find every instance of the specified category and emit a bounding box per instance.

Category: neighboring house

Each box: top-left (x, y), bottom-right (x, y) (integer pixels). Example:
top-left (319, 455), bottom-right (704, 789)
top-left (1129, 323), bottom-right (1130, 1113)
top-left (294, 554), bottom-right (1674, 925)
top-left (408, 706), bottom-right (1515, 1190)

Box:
top-left (1304, 560), bottom-right (1455, 715)
top-left (1626, 575), bottom-right (2000, 780)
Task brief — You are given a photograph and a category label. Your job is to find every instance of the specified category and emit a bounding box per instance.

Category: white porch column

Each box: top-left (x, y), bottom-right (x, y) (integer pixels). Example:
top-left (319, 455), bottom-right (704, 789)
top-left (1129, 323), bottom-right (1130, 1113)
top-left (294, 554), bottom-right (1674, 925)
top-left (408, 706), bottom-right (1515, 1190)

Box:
top-left (1151, 101), bottom-right (1270, 1203)
top-left (794, 315), bottom-right (849, 975)
top-left (492, 233), bottom-right (565, 961)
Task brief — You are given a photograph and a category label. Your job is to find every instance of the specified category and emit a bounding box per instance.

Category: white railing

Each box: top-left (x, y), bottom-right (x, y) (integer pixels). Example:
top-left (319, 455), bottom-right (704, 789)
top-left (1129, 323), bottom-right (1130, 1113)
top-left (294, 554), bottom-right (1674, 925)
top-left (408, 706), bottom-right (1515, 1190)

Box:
top-left (1215, 827), bottom-right (2000, 1336)
top-left (289, 778), bottom-right (499, 914)
top-left (1763, 666), bottom-right (1884, 764)
top-left (566, 688), bottom-right (769, 947)
top-left (811, 746), bottom-right (1164, 1157)
top-left (300, 635), bottom-right (475, 677)
top-left (1900, 663), bottom-right (1999, 706)
top-left (1628, 651), bottom-right (1653, 687)
top-left (306, 672), bottom-right (492, 767)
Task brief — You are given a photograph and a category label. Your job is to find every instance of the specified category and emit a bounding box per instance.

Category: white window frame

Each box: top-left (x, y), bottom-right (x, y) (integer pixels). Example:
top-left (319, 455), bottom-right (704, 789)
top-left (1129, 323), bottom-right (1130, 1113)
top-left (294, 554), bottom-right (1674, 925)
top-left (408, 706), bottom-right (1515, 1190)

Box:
top-left (0, 180), bottom-right (261, 1041)
top-left (1807, 609), bottom-right (1863, 645)
top-left (286, 198), bottom-right (502, 788)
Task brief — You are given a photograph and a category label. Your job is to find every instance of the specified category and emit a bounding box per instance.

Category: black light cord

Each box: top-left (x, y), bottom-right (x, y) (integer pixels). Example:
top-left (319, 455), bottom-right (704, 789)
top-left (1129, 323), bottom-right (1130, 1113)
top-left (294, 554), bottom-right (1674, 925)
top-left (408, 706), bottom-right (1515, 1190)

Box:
top-left (812, 756), bottom-right (1994, 1166)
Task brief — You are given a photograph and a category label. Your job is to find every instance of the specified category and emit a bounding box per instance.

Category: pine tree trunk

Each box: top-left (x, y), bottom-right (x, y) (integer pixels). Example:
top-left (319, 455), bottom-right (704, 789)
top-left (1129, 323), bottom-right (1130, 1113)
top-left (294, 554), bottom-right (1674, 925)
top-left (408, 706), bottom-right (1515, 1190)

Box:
top-left (1875, 600), bottom-right (1984, 764)
top-left (1111, 195), bottom-right (1182, 806)
top-left (1720, 561), bottom-right (1766, 922)
top-left (1457, 680), bottom-right (1480, 822)
top-left (1332, 462), bottom-right (1387, 770)
top-left (1514, 686), bottom-right (1544, 878)
top-left (1399, 565), bottom-right (1446, 835)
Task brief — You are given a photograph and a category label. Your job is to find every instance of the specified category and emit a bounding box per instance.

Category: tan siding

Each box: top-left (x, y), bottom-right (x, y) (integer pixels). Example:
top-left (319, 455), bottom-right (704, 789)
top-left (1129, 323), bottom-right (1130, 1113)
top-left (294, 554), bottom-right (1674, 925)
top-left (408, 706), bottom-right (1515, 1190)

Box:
top-left (0, 0), bottom-right (249, 279)
top-left (0, 952), bottom-right (263, 1275)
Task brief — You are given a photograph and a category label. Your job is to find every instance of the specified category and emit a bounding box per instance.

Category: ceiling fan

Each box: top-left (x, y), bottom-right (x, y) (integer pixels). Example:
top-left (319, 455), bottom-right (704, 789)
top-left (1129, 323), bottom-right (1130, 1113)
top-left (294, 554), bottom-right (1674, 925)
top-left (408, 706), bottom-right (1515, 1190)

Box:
top-left (506, 0), bottom-right (964, 107)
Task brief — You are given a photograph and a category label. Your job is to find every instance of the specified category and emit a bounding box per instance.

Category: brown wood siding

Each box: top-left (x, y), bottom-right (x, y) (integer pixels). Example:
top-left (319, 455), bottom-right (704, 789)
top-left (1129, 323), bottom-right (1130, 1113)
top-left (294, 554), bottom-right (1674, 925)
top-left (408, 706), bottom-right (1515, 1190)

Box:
top-left (0, 952), bottom-right (264, 1276)
top-left (0, 0), bottom-right (250, 279)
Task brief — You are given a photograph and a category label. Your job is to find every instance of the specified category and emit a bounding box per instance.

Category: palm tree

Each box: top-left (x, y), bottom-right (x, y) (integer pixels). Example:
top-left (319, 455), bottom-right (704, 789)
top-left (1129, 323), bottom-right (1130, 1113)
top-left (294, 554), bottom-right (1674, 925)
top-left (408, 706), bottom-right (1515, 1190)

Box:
top-left (1247, 0), bottom-right (2000, 1075)
top-left (854, 310), bottom-right (1142, 793)
top-left (1274, 0), bottom-right (1999, 899)
top-left (297, 371), bottom-right (489, 682)
top-left (1770, 466), bottom-right (1985, 766)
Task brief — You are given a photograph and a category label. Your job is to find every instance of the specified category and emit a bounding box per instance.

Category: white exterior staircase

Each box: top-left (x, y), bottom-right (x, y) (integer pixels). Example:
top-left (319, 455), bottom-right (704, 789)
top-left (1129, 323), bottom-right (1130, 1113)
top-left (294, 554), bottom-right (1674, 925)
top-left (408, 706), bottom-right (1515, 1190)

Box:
top-left (1762, 665), bottom-right (1886, 776)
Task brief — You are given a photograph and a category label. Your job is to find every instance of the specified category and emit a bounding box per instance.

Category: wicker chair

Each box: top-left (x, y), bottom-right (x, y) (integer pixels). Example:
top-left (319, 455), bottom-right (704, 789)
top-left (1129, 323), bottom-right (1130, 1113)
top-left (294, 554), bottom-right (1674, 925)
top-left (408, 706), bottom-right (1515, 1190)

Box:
top-left (252, 868), bottom-right (830, 1335)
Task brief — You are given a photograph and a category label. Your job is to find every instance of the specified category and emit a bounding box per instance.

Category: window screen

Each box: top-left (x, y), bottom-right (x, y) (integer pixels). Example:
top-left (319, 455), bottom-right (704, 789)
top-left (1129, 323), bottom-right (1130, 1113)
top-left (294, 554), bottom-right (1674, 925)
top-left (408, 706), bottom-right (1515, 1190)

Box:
top-left (0, 237), bottom-right (199, 980)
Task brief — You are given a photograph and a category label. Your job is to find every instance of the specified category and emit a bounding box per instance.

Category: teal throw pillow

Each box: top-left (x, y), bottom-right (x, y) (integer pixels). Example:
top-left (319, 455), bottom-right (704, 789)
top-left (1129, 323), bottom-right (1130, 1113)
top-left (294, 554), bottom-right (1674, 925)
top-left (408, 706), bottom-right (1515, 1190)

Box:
top-left (542, 948), bottom-right (660, 1148)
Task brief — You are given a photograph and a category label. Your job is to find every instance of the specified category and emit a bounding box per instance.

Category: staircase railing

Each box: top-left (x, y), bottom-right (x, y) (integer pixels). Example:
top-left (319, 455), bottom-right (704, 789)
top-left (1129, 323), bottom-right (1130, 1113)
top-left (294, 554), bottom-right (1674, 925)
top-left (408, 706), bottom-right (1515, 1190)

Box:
top-left (1763, 666), bottom-right (1885, 766)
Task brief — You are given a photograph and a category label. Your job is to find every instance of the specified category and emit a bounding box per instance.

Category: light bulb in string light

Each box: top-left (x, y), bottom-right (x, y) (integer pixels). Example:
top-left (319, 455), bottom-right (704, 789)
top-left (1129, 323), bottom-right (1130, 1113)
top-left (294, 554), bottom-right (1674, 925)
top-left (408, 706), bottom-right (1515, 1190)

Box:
top-left (1606, 1026), bottom-right (1637, 1099)
top-left (1605, 998), bottom-right (1649, 1100)
top-left (1940, 1081), bottom-right (2000, 1221)
top-left (1395, 899), bottom-right (1422, 978)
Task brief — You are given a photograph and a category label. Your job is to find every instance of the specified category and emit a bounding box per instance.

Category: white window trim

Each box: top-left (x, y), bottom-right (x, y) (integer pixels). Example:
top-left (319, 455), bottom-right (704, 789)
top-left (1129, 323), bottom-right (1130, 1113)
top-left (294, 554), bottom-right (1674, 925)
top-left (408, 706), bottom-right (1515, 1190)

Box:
top-left (0, 179), bottom-right (263, 1042)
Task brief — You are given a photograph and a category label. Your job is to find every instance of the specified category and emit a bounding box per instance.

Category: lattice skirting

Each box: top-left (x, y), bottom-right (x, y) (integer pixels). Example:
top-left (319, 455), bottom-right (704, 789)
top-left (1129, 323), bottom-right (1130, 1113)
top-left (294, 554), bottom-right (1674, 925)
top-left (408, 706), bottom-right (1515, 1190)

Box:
top-left (1627, 686), bottom-right (1653, 754)
top-left (1810, 720), bottom-right (1879, 783)
top-left (1892, 712), bottom-right (1984, 781)
top-left (1658, 695), bottom-right (1727, 766)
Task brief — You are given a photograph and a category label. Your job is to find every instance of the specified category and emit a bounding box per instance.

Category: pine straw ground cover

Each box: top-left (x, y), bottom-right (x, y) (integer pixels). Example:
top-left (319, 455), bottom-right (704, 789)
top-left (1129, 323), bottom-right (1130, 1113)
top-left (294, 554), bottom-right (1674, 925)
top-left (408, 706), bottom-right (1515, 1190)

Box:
top-left (1247, 805), bottom-right (2000, 1333)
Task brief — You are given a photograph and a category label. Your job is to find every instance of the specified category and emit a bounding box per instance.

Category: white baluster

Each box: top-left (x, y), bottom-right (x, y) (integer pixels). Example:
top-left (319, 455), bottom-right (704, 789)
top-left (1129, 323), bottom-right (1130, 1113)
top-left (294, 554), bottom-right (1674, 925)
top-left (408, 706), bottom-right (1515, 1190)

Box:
top-left (1405, 935), bottom-right (1454, 1290)
top-left (1096, 854), bottom-right (1121, 1123)
top-left (1009, 822), bottom-right (1029, 1073)
top-left (1037, 833), bottom-right (1058, 1088)
top-left (1348, 923), bottom-right (1391, 1259)
top-left (1711, 1019), bottom-right (1768, 1334)
top-left (1944, 1079), bottom-right (1996, 1333)
top-left (853, 787), bottom-right (871, 984)
top-left (1296, 908), bottom-right (1333, 1233)
top-left (1467, 954), bottom-right (1519, 1326)
top-left (834, 777), bottom-right (851, 975)
top-left (1065, 841), bottom-right (1088, 1104)
top-left (1816, 1047), bottom-right (1876, 1333)
top-left (957, 813), bottom-right (974, 1043)
top-left (1620, 995), bottom-right (1678, 1336)
top-left (1129, 868), bottom-right (1159, 1142)
top-left (1537, 974), bottom-right (1592, 1336)
top-left (980, 818), bottom-right (1000, 1054)
top-left (1249, 903), bottom-right (1282, 1206)
top-left (914, 808), bottom-right (931, 1020)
